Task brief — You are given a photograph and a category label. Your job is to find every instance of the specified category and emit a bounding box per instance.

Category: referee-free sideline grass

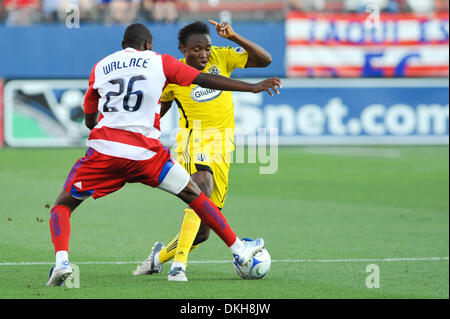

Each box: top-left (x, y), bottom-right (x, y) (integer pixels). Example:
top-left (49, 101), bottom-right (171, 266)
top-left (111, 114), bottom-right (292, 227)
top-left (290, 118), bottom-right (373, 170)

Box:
top-left (0, 146), bottom-right (448, 299)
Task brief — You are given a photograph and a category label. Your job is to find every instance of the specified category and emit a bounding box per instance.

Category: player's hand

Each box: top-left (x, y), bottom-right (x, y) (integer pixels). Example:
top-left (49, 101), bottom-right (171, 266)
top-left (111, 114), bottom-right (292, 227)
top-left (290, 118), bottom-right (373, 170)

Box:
top-left (209, 19), bottom-right (236, 39)
top-left (251, 77), bottom-right (282, 96)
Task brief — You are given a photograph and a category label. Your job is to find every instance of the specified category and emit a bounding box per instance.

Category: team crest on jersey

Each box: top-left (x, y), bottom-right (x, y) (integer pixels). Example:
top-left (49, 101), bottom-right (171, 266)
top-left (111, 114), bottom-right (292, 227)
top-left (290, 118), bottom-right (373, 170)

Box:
top-left (235, 47), bottom-right (246, 54)
top-left (207, 65), bottom-right (221, 75)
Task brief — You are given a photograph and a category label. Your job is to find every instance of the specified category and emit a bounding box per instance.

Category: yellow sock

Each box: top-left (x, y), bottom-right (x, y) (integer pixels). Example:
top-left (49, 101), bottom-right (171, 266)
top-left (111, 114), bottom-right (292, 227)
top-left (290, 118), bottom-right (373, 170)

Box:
top-left (158, 234), bottom-right (179, 264)
top-left (173, 208), bottom-right (201, 266)
top-left (158, 237), bottom-right (200, 264)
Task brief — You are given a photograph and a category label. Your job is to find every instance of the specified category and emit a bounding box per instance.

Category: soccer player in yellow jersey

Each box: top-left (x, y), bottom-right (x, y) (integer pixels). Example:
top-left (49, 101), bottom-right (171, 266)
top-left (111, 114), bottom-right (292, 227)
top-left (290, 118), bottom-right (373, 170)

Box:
top-left (134, 20), bottom-right (273, 281)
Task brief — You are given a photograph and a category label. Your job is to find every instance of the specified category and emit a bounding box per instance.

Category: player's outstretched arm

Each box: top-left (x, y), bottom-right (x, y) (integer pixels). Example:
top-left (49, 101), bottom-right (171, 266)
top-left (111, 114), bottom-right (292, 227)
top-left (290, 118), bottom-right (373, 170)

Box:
top-left (193, 73), bottom-right (282, 96)
top-left (209, 20), bottom-right (272, 68)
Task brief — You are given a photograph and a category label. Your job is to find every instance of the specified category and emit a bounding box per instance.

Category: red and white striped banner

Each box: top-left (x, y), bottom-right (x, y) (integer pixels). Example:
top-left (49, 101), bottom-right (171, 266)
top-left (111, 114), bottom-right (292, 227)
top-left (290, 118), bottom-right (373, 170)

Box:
top-left (286, 12), bottom-right (449, 77)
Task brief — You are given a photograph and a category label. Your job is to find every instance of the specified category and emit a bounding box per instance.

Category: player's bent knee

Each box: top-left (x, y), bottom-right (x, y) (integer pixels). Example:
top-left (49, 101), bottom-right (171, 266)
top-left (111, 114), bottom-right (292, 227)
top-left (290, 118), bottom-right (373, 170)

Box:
top-left (177, 180), bottom-right (202, 204)
top-left (54, 190), bottom-right (83, 212)
top-left (191, 171), bottom-right (214, 198)
top-left (195, 181), bottom-right (213, 198)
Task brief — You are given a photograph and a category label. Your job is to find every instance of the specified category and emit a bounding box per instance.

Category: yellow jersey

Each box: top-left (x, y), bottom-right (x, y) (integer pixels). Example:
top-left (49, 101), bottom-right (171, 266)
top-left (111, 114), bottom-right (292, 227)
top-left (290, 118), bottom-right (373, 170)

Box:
top-left (161, 46), bottom-right (249, 154)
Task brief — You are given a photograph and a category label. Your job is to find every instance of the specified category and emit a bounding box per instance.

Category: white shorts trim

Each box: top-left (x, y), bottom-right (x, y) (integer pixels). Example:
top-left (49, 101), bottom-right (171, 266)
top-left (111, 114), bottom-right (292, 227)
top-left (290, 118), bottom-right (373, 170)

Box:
top-left (87, 139), bottom-right (157, 161)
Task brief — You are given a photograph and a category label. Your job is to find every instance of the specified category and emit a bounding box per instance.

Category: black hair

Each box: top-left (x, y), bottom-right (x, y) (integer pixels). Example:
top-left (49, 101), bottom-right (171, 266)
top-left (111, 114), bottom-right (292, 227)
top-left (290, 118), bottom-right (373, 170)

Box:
top-left (123, 23), bottom-right (153, 49)
top-left (178, 21), bottom-right (210, 46)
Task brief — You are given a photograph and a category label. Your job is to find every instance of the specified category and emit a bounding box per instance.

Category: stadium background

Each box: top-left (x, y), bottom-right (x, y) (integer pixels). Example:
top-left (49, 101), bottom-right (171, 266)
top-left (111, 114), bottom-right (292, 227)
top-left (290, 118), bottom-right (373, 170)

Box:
top-left (0, 0), bottom-right (448, 147)
top-left (0, 0), bottom-right (448, 300)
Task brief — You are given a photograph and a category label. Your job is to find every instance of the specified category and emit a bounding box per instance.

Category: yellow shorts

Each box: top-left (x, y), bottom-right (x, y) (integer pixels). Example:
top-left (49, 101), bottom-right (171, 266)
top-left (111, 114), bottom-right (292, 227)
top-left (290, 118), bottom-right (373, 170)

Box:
top-left (175, 130), bottom-right (232, 209)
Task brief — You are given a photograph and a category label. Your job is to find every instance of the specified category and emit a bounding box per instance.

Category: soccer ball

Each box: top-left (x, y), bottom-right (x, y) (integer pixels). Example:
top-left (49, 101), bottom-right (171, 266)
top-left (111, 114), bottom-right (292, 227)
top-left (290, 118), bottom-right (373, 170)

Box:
top-left (233, 247), bottom-right (271, 280)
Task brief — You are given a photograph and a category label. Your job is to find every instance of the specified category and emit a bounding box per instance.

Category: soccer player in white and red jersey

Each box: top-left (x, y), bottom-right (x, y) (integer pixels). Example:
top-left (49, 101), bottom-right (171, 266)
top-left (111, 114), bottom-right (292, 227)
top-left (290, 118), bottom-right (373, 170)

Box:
top-left (45, 23), bottom-right (282, 286)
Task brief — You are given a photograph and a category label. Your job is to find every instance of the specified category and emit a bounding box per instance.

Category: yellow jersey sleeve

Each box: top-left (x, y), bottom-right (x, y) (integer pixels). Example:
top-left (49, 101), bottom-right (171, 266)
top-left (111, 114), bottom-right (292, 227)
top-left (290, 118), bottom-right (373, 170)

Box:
top-left (215, 46), bottom-right (249, 75)
top-left (161, 85), bottom-right (175, 103)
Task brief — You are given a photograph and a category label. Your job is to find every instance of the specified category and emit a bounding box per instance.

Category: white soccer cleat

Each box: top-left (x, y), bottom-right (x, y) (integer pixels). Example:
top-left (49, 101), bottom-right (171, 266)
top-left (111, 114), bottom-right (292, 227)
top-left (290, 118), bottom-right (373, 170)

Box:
top-left (168, 267), bottom-right (188, 282)
top-left (45, 261), bottom-right (73, 287)
top-left (233, 238), bottom-right (265, 266)
top-left (133, 242), bottom-right (165, 275)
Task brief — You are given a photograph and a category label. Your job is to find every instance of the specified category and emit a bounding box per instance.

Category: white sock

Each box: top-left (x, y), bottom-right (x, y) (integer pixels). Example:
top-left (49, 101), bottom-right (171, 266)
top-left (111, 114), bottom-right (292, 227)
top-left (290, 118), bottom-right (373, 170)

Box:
top-left (171, 262), bottom-right (186, 271)
top-left (55, 250), bottom-right (69, 267)
top-left (229, 237), bottom-right (244, 254)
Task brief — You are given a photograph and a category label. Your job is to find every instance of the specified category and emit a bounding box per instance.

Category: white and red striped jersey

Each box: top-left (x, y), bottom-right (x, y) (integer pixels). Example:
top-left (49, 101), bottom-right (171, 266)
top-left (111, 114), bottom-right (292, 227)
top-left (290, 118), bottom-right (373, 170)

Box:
top-left (83, 47), bottom-right (200, 160)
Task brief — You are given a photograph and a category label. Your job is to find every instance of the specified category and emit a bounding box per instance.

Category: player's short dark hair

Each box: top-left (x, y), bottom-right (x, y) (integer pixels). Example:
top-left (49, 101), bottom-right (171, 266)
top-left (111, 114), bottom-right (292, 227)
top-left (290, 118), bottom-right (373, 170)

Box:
top-left (123, 23), bottom-right (153, 48)
top-left (178, 21), bottom-right (210, 46)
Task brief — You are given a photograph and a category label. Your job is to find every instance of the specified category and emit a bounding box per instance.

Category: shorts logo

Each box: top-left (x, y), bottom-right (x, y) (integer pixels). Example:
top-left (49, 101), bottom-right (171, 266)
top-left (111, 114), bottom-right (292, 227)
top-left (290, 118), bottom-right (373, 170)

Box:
top-left (196, 153), bottom-right (208, 162)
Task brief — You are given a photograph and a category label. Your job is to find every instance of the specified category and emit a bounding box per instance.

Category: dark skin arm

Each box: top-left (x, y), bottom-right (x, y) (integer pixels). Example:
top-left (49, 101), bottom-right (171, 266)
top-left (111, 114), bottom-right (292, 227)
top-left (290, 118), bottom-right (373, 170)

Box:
top-left (86, 74), bottom-right (282, 123)
top-left (85, 71), bottom-right (282, 122)
top-left (161, 72), bottom-right (282, 118)
top-left (209, 20), bottom-right (272, 68)
top-left (85, 112), bottom-right (98, 130)
top-left (193, 73), bottom-right (281, 96)
top-left (161, 74), bottom-right (281, 118)
top-left (161, 101), bottom-right (173, 118)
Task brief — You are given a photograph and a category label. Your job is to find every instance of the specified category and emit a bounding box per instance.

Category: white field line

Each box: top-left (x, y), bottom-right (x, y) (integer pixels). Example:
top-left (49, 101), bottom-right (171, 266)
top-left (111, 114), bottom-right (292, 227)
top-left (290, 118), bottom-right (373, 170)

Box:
top-left (0, 257), bottom-right (448, 266)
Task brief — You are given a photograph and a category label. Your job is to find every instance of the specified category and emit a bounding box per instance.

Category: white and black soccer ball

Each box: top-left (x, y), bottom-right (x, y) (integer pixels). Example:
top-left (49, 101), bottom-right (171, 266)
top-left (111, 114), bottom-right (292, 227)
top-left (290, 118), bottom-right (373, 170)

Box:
top-left (233, 247), bottom-right (271, 280)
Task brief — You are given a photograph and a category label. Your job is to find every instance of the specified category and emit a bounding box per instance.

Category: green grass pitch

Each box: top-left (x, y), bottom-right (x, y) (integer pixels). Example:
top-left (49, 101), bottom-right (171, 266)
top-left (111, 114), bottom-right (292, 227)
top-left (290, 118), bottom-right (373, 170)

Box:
top-left (0, 146), bottom-right (448, 299)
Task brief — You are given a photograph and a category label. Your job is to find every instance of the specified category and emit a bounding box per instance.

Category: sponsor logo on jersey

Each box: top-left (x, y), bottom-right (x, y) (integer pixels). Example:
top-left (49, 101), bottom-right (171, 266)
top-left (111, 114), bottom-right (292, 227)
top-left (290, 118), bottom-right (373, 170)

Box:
top-left (190, 65), bottom-right (223, 102)
top-left (191, 86), bottom-right (222, 102)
